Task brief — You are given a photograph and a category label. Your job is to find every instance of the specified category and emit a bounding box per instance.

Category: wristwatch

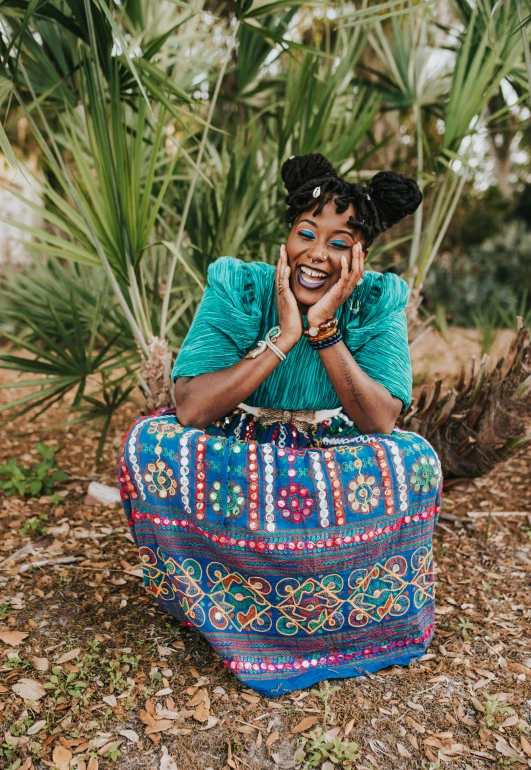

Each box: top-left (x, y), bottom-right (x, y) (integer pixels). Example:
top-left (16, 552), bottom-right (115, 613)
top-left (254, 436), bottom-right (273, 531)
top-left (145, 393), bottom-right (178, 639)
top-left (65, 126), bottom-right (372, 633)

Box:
top-left (303, 318), bottom-right (338, 338)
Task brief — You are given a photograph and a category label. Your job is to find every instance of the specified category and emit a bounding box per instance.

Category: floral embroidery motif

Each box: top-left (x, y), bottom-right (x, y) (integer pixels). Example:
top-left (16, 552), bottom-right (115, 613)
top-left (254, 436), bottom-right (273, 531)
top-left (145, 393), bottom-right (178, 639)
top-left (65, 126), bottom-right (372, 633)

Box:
top-left (209, 480), bottom-right (245, 518)
top-left (347, 474), bottom-right (381, 513)
top-left (139, 546), bottom-right (435, 637)
top-left (144, 459), bottom-right (177, 498)
top-left (276, 482), bottom-right (314, 523)
top-left (147, 419), bottom-right (183, 441)
top-left (410, 455), bottom-right (440, 493)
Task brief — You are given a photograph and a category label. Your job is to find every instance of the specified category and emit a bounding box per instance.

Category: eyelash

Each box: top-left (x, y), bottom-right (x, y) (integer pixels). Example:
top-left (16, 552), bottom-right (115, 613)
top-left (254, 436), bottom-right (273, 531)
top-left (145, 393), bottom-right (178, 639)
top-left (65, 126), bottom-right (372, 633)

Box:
top-left (297, 230), bottom-right (350, 250)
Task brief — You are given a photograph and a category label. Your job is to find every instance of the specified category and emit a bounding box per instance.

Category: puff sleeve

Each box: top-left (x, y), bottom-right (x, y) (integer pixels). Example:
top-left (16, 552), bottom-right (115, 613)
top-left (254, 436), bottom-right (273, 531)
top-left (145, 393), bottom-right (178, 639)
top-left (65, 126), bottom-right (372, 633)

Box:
top-left (171, 256), bottom-right (262, 381)
top-left (343, 272), bottom-right (412, 411)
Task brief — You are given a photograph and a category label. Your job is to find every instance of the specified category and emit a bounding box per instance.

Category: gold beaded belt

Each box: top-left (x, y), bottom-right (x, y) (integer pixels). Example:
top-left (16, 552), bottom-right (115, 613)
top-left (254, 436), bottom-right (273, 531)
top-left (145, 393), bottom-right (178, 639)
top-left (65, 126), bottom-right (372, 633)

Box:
top-left (237, 402), bottom-right (342, 432)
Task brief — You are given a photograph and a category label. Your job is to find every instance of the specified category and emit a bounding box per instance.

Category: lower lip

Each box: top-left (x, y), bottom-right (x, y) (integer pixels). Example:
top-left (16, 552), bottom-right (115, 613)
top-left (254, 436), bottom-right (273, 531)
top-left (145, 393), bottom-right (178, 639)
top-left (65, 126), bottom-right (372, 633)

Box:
top-left (297, 266), bottom-right (328, 290)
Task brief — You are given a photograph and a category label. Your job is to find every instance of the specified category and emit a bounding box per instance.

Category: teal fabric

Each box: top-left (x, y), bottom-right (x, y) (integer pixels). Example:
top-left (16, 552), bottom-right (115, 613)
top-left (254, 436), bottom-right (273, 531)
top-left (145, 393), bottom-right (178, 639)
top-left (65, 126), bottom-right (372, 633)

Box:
top-left (171, 256), bottom-right (412, 411)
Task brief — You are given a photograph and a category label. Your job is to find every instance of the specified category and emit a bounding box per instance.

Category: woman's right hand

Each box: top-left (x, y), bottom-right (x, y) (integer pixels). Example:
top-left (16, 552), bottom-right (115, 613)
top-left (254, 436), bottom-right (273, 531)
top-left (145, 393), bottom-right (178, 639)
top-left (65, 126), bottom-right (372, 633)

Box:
top-left (275, 244), bottom-right (303, 352)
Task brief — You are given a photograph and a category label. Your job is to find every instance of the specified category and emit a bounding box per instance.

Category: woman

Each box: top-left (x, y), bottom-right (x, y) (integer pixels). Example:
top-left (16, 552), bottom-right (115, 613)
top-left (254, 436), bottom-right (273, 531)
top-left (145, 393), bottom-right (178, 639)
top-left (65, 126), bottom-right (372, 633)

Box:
top-left (119, 153), bottom-right (442, 697)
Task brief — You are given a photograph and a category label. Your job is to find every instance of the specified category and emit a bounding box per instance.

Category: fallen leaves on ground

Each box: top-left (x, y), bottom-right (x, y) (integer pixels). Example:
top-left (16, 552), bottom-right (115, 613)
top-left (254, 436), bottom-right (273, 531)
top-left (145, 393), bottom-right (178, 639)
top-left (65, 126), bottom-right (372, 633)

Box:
top-left (1, 371), bottom-right (531, 770)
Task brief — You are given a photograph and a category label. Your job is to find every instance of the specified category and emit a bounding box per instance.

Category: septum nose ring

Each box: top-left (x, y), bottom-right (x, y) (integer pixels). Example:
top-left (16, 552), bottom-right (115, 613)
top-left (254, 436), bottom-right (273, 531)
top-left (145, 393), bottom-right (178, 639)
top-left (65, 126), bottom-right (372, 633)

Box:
top-left (310, 252), bottom-right (328, 263)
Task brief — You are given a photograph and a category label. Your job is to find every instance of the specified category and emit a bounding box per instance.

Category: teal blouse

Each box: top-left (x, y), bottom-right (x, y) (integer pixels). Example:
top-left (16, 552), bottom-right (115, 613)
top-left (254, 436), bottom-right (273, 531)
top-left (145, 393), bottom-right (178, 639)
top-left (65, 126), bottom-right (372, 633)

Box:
top-left (171, 256), bottom-right (412, 411)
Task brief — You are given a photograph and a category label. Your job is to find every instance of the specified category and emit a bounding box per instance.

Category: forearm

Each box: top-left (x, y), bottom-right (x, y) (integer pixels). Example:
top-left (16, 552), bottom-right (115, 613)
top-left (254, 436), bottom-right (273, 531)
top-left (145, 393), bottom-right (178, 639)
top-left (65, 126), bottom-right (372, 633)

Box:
top-left (317, 339), bottom-right (402, 434)
top-left (174, 339), bottom-right (292, 428)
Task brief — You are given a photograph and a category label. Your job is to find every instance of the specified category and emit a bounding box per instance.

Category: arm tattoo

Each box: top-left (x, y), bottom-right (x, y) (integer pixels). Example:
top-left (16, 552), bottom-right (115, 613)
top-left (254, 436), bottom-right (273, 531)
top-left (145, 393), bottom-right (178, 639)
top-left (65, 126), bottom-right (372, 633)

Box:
top-left (339, 351), bottom-right (365, 414)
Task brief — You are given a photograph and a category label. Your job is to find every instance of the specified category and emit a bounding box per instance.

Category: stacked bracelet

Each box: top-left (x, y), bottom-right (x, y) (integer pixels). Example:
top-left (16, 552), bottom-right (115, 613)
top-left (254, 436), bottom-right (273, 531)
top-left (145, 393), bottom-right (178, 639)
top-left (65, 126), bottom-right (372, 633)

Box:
top-left (303, 317), bottom-right (338, 341)
top-left (309, 329), bottom-right (343, 350)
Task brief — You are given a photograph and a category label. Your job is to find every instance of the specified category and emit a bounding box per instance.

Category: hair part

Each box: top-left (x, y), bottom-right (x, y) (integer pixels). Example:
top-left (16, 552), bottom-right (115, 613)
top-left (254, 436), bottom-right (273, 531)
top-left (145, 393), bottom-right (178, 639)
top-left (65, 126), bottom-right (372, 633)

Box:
top-left (281, 153), bottom-right (422, 248)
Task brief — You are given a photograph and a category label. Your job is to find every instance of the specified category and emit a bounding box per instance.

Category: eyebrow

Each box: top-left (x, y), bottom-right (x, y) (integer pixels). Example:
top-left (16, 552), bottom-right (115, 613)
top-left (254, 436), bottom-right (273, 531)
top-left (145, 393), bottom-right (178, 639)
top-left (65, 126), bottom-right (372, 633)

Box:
top-left (299, 218), bottom-right (354, 238)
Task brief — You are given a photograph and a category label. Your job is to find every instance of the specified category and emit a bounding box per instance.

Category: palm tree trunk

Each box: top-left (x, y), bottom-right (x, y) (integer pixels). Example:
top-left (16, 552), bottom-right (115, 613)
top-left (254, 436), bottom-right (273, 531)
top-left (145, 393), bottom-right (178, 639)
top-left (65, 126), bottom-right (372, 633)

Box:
top-left (400, 323), bottom-right (531, 478)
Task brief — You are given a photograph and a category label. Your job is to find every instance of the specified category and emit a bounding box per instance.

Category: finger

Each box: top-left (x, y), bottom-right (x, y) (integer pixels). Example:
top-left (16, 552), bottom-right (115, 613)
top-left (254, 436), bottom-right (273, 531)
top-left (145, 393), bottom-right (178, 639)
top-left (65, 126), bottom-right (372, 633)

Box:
top-left (347, 243), bottom-right (363, 286)
top-left (334, 254), bottom-right (348, 288)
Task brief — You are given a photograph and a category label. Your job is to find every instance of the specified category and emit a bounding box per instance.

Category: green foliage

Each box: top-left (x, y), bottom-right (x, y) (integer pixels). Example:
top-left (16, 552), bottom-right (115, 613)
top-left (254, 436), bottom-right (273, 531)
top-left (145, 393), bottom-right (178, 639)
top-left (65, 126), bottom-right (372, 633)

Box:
top-left (0, 442), bottom-right (68, 497)
top-left (0, 0), bottom-right (528, 463)
top-left (425, 222), bottom-right (531, 327)
top-left (295, 727), bottom-right (360, 769)
top-left (19, 513), bottom-right (49, 538)
top-left (42, 666), bottom-right (88, 703)
top-left (483, 694), bottom-right (515, 729)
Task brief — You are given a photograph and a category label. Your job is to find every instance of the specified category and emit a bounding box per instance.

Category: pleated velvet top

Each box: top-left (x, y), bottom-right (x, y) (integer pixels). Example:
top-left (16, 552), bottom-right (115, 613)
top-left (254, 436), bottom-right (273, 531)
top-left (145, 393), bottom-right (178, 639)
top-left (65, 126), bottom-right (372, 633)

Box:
top-left (171, 256), bottom-right (412, 411)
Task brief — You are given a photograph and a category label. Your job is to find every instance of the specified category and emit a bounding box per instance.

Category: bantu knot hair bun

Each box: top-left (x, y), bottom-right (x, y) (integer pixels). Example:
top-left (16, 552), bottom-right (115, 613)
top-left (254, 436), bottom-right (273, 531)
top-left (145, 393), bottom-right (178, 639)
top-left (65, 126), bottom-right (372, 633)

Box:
top-left (281, 153), bottom-right (339, 195)
top-left (367, 171), bottom-right (422, 230)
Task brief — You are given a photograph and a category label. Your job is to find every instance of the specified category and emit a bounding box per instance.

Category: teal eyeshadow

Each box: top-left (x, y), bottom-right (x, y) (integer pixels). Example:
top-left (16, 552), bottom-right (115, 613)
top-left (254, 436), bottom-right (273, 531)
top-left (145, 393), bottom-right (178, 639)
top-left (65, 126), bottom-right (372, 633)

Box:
top-left (299, 229), bottom-right (316, 238)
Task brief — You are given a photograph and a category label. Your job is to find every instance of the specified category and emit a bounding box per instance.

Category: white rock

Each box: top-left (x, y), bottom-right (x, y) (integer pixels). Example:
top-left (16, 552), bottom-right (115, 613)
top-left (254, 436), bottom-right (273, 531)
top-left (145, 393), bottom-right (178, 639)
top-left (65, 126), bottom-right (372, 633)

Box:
top-left (86, 482), bottom-right (122, 506)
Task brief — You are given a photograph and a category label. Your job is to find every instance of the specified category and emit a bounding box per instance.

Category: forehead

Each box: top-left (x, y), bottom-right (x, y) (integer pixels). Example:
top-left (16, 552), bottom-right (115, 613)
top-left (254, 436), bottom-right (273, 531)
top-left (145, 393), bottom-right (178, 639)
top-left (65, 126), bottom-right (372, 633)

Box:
top-left (295, 197), bottom-right (357, 230)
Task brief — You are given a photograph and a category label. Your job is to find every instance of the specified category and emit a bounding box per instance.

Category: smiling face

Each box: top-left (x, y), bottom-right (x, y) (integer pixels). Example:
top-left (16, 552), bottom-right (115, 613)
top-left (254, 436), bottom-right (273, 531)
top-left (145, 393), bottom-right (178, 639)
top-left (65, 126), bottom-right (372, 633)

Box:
top-left (286, 199), bottom-right (366, 312)
top-left (285, 197), bottom-right (366, 311)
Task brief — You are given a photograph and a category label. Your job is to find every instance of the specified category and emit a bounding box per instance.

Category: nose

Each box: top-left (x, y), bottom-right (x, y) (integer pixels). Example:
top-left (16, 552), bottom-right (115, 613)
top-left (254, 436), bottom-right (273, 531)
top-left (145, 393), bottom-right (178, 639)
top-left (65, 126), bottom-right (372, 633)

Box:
top-left (306, 241), bottom-right (327, 262)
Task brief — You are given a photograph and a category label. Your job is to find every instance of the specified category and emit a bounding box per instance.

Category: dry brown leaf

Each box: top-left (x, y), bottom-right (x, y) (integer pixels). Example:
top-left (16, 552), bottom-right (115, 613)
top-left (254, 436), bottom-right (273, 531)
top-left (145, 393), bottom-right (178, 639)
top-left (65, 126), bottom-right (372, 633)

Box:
top-left (30, 656), bottom-right (49, 671)
top-left (240, 693), bottom-right (259, 705)
top-left (102, 694), bottom-right (117, 708)
top-left (266, 731), bottom-right (280, 748)
top-left (236, 725), bottom-right (255, 734)
top-left (397, 742), bottom-right (412, 759)
top-left (500, 714), bottom-right (519, 728)
top-left (520, 735), bottom-right (531, 758)
top-left (56, 647), bottom-right (81, 664)
top-left (227, 740), bottom-right (237, 770)
top-left (256, 731), bottom-right (263, 749)
top-left (118, 730), bottom-right (139, 743)
top-left (145, 720), bottom-right (174, 735)
top-left (197, 716), bottom-right (218, 731)
top-left (159, 745), bottom-right (178, 770)
top-left (291, 716), bottom-right (319, 734)
top-left (12, 678), bottom-right (46, 701)
top-left (406, 733), bottom-right (419, 750)
top-left (87, 757), bottom-right (99, 770)
top-left (405, 716), bottom-right (425, 733)
top-left (495, 739), bottom-right (522, 760)
top-left (27, 720), bottom-right (46, 736)
top-left (97, 741), bottom-right (123, 756)
top-left (0, 630), bottom-right (29, 646)
top-left (187, 688), bottom-right (208, 707)
top-left (508, 661), bottom-right (531, 676)
top-left (52, 744), bottom-right (72, 770)
top-left (139, 709), bottom-right (156, 727)
top-left (344, 718), bottom-right (355, 736)
top-left (193, 693), bottom-right (211, 723)
top-left (407, 701), bottom-right (424, 711)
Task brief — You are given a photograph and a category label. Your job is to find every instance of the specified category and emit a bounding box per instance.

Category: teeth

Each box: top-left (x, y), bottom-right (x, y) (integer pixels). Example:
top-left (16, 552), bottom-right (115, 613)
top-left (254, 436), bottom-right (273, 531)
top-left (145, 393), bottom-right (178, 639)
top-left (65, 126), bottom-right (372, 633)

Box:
top-left (300, 265), bottom-right (327, 279)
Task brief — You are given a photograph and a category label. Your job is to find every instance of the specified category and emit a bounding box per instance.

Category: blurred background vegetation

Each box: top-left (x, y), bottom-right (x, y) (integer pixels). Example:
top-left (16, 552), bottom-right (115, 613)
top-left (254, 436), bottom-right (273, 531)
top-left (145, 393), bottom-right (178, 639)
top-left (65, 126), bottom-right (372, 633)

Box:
top-left (0, 0), bottom-right (530, 463)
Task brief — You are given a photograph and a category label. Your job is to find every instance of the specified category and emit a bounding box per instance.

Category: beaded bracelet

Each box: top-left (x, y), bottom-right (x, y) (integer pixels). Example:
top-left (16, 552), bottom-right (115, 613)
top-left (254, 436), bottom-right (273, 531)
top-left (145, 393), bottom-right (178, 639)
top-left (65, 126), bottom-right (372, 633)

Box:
top-left (303, 317), bottom-right (338, 340)
top-left (309, 330), bottom-right (343, 350)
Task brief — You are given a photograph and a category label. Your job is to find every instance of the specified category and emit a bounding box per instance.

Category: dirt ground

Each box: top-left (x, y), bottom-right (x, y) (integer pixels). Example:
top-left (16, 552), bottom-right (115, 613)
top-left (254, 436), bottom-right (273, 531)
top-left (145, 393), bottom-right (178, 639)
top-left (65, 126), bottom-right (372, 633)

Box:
top-left (1, 328), bottom-right (530, 770)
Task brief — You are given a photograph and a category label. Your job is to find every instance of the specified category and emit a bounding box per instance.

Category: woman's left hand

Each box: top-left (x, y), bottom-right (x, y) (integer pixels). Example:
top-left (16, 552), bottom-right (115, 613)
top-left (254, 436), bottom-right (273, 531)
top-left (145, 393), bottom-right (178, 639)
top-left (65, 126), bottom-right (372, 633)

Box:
top-left (307, 242), bottom-right (364, 327)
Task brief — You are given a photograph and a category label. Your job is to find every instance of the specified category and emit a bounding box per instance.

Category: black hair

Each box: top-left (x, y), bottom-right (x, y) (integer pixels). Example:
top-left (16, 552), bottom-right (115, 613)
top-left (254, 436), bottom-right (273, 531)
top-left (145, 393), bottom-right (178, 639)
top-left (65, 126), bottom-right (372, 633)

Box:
top-left (280, 153), bottom-right (422, 248)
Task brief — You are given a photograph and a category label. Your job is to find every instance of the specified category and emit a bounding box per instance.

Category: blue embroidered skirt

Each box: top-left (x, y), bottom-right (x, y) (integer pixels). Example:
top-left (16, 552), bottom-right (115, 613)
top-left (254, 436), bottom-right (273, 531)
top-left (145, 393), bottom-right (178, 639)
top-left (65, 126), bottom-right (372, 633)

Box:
top-left (119, 407), bottom-right (441, 696)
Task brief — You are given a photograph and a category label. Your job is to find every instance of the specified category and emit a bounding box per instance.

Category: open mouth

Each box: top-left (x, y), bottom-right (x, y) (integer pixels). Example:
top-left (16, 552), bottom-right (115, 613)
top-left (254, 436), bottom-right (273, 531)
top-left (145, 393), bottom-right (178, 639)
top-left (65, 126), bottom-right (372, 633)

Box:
top-left (297, 264), bottom-right (329, 290)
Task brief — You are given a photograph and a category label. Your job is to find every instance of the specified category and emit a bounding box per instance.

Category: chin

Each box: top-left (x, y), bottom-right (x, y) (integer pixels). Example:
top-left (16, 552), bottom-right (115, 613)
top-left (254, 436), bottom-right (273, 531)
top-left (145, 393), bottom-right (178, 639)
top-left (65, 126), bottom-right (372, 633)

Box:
top-left (292, 284), bottom-right (325, 306)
